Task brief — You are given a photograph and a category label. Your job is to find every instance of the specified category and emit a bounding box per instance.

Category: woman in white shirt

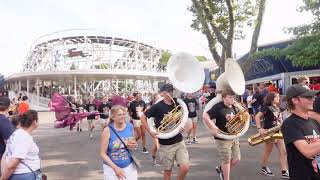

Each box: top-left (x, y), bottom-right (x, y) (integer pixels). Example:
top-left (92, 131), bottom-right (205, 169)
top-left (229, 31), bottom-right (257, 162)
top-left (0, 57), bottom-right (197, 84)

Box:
top-left (0, 110), bottom-right (41, 180)
top-left (246, 90), bottom-right (256, 125)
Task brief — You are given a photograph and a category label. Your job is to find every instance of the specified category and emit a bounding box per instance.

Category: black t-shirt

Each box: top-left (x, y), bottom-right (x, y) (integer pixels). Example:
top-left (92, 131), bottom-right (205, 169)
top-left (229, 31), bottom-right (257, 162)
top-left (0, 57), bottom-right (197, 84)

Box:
top-left (314, 95), bottom-right (320, 113)
top-left (69, 102), bottom-right (77, 113)
top-left (281, 114), bottom-right (320, 180)
top-left (86, 103), bottom-right (97, 119)
top-left (252, 93), bottom-right (264, 108)
top-left (0, 114), bottom-right (14, 156)
top-left (260, 105), bottom-right (281, 129)
top-left (206, 93), bottom-right (216, 103)
top-left (207, 101), bottom-right (237, 140)
top-left (184, 98), bottom-right (198, 118)
top-left (128, 100), bottom-right (146, 120)
top-left (146, 100), bottom-right (183, 145)
top-left (99, 103), bottom-right (112, 119)
top-left (77, 104), bottom-right (85, 113)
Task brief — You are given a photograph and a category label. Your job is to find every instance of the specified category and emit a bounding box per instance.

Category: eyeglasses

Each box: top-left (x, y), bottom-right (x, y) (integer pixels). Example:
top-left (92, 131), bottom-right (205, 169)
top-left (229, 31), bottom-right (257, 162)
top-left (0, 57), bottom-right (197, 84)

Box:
top-left (298, 96), bottom-right (315, 100)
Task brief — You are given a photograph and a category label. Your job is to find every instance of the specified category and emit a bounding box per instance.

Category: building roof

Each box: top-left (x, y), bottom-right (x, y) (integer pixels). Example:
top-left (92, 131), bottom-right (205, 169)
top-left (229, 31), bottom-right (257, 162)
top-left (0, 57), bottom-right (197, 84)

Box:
top-left (238, 40), bottom-right (319, 81)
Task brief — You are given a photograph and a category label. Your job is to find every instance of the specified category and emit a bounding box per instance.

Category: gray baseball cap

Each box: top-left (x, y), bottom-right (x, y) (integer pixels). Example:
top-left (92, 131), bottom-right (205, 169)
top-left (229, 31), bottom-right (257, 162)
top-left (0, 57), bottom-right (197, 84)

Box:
top-left (286, 84), bottom-right (319, 99)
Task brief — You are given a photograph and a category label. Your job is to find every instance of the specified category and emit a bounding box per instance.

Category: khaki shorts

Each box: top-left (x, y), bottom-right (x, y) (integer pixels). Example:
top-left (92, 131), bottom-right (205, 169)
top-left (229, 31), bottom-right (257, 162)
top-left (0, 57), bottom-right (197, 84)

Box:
top-left (158, 141), bottom-right (189, 170)
top-left (215, 139), bottom-right (241, 164)
top-left (188, 117), bottom-right (198, 123)
top-left (132, 119), bottom-right (141, 128)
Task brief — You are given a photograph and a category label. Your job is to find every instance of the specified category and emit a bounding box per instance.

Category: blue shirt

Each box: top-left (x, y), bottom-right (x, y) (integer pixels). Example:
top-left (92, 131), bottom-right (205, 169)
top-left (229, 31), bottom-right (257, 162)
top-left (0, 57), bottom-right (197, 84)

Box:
top-left (0, 114), bottom-right (14, 155)
top-left (105, 122), bottom-right (134, 168)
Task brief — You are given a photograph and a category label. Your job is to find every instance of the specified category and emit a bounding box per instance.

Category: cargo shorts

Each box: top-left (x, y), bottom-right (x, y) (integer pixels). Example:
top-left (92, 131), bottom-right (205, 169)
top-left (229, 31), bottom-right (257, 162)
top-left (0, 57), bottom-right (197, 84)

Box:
top-left (215, 139), bottom-right (241, 164)
top-left (158, 141), bottom-right (189, 170)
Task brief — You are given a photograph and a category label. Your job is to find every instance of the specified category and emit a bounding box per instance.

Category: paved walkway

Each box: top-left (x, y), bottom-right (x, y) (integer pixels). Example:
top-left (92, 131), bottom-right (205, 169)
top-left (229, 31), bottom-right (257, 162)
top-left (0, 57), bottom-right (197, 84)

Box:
top-left (36, 112), bottom-right (285, 180)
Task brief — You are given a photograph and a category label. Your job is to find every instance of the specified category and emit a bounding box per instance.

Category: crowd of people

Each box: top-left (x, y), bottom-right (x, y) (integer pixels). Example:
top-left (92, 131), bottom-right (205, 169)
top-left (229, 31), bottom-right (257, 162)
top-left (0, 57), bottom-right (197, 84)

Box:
top-left (0, 75), bottom-right (320, 180)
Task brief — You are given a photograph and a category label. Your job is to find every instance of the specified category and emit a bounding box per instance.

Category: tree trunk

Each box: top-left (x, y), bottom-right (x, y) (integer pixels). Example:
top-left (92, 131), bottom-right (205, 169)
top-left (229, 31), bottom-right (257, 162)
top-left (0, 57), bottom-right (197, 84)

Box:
top-left (250, 0), bottom-right (266, 56)
top-left (243, 0), bottom-right (267, 72)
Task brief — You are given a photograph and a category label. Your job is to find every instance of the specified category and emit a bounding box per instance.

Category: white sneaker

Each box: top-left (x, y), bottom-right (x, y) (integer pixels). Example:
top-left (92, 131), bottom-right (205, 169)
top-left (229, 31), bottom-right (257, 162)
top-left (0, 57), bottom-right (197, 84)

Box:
top-left (186, 137), bottom-right (191, 145)
top-left (261, 167), bottom-right (275, 176)
top-left (89, 133), bottom-right (94, 139)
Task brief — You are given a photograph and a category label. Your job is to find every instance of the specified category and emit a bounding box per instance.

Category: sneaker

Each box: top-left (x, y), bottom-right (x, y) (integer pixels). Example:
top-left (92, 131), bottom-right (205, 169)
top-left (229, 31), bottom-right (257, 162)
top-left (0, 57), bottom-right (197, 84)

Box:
top-left (261, 167), bottom-right (275, 176)
top-left (216, 166), bottom-right (224, 180)
top-left (141, 147), bottom-right (149, 154)
top-left (186, 137), bottom-right (191, 145)
top-left (281, 171), bottom-right (289, 179)
top-left (89, 133), bottom-right (94, 139)
top-left (193, 137), bottom-right (199, 144)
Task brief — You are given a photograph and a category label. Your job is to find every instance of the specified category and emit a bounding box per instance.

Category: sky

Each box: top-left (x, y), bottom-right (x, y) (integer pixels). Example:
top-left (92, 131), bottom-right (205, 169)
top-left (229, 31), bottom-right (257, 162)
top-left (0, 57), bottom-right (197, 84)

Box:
top-left (0, 0), bottom-right (312, 76)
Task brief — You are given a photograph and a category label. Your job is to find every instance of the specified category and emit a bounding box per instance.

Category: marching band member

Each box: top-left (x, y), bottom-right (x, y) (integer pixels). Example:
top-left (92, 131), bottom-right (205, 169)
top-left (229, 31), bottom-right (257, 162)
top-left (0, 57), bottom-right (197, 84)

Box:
top-left (184, 93), bottom-right (199, 144)
top-left (255, 92), bottom-right (289, 178)
top-left (128, 92), bottom-right (148, 154)
top-left (98, 96), bottom-right (112, 129)
top-left (140, 83), bottom-right (189, 180)
top-left (203, 89), bottom-right (241, 180)
top-left (85, 97), bottom-right (98, 139)
top-left (281, 85), bottom-right (320, 180)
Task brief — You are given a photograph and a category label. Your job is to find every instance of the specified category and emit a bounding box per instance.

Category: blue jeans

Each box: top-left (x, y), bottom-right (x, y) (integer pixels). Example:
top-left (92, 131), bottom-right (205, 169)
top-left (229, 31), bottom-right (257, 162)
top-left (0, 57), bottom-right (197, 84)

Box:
top-left (9, 169), bottom-right (41, 180)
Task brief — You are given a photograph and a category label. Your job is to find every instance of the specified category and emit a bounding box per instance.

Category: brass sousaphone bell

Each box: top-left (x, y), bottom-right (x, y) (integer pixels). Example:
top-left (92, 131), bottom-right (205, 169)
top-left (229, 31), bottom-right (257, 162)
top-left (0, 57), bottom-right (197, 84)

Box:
top-left (147, 52), bottom-right (205, 139)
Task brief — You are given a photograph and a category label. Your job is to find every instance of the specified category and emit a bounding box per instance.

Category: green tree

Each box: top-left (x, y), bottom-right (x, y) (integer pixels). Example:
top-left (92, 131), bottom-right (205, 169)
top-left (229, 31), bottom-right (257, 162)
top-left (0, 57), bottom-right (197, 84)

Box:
top-left (254, 0), bottom-right (320, 67)
top-left (159, 50), bottom-right (172, 65)
top-left (190, 0), bottom-right (267, 73)
top-left (196, 55), bottom-right (208, 61)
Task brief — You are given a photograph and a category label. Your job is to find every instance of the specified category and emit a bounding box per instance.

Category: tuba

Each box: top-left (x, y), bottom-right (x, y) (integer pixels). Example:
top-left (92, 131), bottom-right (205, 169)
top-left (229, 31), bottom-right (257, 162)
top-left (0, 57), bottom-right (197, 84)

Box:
top-left (147, 52), bottom-right (205, 139)
top-left (203, 58), bottom-right (250, 140)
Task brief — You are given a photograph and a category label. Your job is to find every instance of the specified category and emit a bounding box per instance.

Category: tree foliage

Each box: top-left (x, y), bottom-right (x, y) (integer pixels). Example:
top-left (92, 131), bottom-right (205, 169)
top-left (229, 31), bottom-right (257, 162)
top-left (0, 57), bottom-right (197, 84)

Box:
top-left (159, 50), bottom-right (172, 65)
top-left (159, 50), bottom-right (209, 65)
top-left (196, 55), bottom-right (208, 61)
top-left (254, 0), bottom-right (320, 67)
top-left (254, 33), bottom-right (320, 67)
top-left (190, 0), bottom-right (266, 73)
top-left (285, 0), bottom-right (320, 36)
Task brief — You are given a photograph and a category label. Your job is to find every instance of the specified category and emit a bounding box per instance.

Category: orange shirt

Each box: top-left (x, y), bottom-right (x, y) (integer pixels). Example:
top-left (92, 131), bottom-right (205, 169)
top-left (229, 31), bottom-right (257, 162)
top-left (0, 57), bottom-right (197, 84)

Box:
top-left (18, 101), bottom-right (29, 114)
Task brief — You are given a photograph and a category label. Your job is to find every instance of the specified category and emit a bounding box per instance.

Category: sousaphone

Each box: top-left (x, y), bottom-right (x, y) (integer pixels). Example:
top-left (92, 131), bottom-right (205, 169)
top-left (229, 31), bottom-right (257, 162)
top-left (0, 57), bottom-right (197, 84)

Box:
top-left (203, 58), bottom-right (250, 140)
top-left (147, 52), bottom-right (205, 139)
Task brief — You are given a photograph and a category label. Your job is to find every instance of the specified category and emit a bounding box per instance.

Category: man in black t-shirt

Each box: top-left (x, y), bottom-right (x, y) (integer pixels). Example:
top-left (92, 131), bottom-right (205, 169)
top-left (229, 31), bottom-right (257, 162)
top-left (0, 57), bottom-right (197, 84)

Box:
top-left (184, 93), bottom-right (199, 144)
top-left (140, 83), bottom-right (189, 180)
top-left (203, 89), bottom-right (240, 180)
top-left (85, 97), bottom-right (98, 139)
top-left (128, 92), bottom-right (148, 154)
top-left (309, 94), bottom-right (320, 122)
top-left (281, 84), bottom-right (320, 180)
top-left (0, 97), bottom-right (14, 175)
top-left (98, 96), bottom-right (112, 129)
top-left (252, 87), bottom-right (264, 114)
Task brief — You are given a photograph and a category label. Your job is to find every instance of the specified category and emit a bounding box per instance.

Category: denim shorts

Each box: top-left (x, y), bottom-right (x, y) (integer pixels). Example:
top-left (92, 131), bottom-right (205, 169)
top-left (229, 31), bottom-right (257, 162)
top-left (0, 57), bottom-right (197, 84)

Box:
top-left (9, 169), bottom-right (41, 180)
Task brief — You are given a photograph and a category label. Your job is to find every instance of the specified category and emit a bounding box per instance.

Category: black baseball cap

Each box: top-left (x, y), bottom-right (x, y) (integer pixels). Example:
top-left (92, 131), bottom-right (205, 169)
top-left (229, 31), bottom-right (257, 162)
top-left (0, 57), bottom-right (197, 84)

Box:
top-left (286, 84), bottom-right (319, 99)
top-left (133, 91), bottom-right (140, 97)
top-left (160, 83), bottom-right (174, 92)
top-left (0, 96), bottom-right (10, 108)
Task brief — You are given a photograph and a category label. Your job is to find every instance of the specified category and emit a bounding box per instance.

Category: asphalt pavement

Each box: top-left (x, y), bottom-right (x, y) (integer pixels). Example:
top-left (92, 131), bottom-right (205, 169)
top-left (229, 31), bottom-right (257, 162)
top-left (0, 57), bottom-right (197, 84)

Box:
top-left (35, 112), bottom-right (286, 180)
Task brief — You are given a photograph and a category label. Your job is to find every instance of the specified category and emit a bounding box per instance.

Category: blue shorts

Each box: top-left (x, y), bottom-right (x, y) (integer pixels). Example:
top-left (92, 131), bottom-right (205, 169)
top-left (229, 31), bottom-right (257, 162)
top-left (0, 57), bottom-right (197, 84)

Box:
top-left (9, 169), bottom-right (41, 180)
